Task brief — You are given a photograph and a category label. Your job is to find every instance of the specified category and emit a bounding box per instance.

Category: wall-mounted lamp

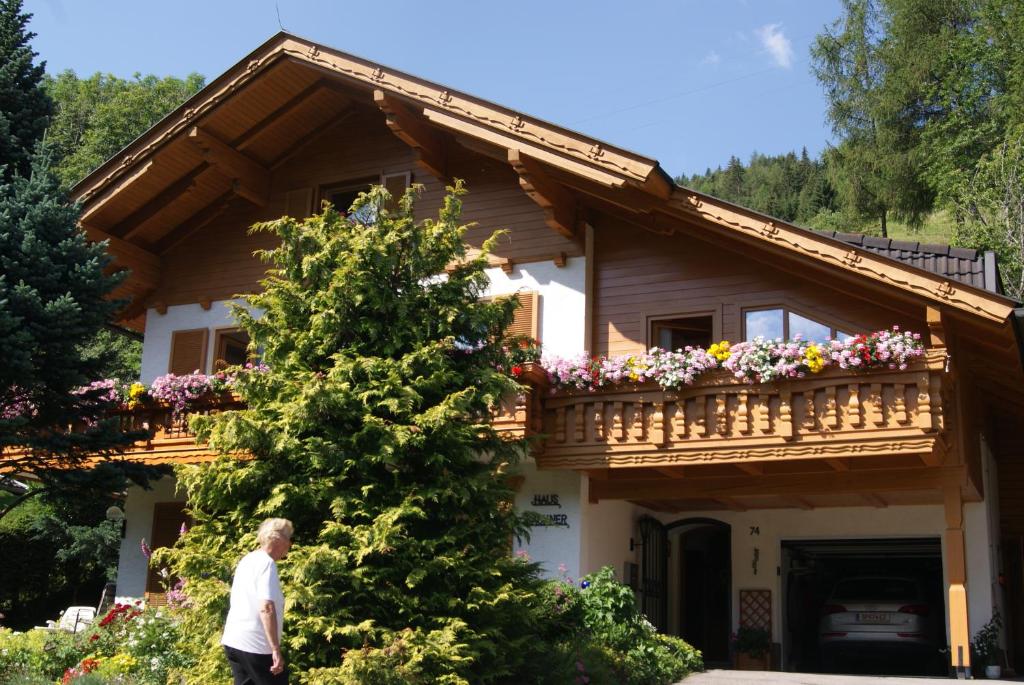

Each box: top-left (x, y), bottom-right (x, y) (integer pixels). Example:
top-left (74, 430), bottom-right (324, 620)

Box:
top-left (106, 505), bottom-right (126, 538)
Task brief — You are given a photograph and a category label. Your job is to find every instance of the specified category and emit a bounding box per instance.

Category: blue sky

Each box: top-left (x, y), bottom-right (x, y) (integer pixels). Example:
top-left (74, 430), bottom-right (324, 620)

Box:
top-left (25, 0), bottom-right (842, 178)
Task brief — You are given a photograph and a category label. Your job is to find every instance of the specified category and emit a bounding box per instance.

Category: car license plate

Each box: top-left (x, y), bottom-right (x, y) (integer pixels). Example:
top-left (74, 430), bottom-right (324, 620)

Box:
top-left (857, 612), bottom-right (891, 624)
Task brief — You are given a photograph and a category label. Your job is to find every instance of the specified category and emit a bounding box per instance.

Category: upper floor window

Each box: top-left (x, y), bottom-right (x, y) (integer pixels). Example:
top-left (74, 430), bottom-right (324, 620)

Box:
top-left (650, 315), bottom-right (713, 351)
top-left (743, 307), bottom-right (850, 343)
top-left (213, 328), bottom-right (251, 371)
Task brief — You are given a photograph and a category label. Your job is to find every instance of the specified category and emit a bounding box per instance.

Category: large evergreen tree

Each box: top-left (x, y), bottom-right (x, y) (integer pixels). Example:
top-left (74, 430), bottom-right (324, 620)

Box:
top-left (0, 150), bottom-right (143, 517)
top-left (165, 185), bottom-right (555, 684)
top-left (0, 0), bottom-right (50, 183)
top-left (811, 0), bottom-right (934, 236)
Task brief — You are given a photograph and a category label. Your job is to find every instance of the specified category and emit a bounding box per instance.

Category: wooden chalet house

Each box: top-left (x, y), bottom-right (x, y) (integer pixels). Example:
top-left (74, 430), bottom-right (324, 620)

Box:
top-left (70, 33), bottom-right (1024, 676)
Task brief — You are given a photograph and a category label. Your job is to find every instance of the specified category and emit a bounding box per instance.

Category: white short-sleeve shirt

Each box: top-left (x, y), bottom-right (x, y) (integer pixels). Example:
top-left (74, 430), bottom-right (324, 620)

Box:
top-left (221, 550), bottom-right (284, 654)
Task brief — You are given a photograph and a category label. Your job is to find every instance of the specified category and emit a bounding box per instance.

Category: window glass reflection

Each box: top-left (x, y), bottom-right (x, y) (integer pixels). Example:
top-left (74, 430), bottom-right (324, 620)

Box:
top-left (788, 312), bottom-right (832, 343)
top-left (745, 309), bottom-right (784, 340)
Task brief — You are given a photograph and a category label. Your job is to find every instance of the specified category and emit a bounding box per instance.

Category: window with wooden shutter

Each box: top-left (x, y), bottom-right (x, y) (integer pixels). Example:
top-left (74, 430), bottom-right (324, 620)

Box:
top-left (284, 187), bottom-right (313, 219)
top-left (505, 291), bottom-right (540, 343)
top-left (382, 172), bottom-right (411, 212)
top-left (144, 501), bottom-right (190, 595)
top-left (168, 328), bottom-right (209, 375)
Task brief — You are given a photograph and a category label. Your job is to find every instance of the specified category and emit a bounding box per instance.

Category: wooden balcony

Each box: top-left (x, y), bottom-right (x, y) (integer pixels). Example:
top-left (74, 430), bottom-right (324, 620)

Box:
top-left (91, 368), bottom-right (546, 466)
top-left (533, 350), bottom-right (949, 476)
top-left (98, 395), bottom-right (246, 465)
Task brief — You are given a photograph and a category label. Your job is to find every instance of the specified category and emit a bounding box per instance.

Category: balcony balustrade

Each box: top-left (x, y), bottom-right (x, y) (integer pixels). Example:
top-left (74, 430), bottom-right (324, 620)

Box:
top-left (532, 349), bottom-right (948, 471)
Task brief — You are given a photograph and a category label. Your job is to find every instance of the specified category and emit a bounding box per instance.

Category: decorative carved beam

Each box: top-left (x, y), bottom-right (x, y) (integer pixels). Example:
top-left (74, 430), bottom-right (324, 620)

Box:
top-left (927, 306), bottom-right (947, 349)
top-left (115, 163), bottom-right (211, 240)
top-left (186, 127), bottom-right (269, 206)
top-left (82, 225), bottom-right (161, 288)
top-left (79, 160), bottom-right (155, 224)
top-left (155, 190), bottom-right (235, 254)
top-left (373, 90), bottom-right (447, 181)
top-left (508, 149), bottom-right (579, 240)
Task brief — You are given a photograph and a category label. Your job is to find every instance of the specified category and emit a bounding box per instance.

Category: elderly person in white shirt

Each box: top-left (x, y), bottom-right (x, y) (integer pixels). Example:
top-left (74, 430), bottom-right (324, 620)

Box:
top-left (221, 518), bottom-right (293, 684)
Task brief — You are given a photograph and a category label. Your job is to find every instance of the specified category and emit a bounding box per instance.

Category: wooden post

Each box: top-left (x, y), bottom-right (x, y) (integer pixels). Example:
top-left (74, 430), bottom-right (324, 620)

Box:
top-left (943, 485), bottom-right (971, 677)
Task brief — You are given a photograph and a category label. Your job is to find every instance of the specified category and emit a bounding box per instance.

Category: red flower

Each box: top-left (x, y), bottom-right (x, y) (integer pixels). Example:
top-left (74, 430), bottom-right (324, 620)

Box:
top-left (511, 365), bottom-right (523, 377)
top-left (89, 633), bottom-right (99, 642)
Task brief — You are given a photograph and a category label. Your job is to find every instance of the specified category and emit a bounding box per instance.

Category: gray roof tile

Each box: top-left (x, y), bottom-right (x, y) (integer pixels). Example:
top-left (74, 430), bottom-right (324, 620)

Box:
top-left (817, 230), bottom-right (999, 293)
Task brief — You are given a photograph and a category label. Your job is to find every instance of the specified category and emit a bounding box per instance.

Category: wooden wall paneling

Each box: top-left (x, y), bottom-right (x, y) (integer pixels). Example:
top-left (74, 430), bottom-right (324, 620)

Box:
top-left (593, 217), bottom-right (925, 357)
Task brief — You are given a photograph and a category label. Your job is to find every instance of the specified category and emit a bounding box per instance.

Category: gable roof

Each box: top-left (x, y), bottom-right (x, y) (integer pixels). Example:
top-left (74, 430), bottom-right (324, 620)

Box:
top-left (71, 31), bottom-right (1018, 328)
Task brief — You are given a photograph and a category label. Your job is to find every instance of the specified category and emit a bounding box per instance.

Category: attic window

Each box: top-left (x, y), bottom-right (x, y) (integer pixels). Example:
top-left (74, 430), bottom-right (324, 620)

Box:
top-left (743, 308), bottom-right (850, 343)
top-left (320, 177), bottom-right (376, 216)
top-left (319, 173), bottom-right (410, 221)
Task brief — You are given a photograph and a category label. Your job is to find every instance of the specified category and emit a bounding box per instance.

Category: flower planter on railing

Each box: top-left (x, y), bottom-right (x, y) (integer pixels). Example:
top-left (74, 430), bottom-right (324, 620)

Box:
top-left (532, 349), bottom-right (948, 470)
top-left (109, 393), bottom-right (245, 445)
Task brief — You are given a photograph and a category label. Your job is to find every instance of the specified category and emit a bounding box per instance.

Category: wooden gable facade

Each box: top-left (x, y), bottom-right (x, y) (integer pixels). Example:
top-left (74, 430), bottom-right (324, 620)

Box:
top-left (72, 33), bottom-right (1024, 674)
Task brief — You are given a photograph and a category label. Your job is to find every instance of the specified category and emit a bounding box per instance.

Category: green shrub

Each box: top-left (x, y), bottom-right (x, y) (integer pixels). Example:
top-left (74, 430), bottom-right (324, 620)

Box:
top-left (573, 567), bottom-right (703, 685)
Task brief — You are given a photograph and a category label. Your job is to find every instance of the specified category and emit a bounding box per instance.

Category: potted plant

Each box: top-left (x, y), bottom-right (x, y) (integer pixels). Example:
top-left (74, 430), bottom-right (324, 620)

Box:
top-left (972, 612), bottom-right (1003, 679)
top-left (733, 625), bottom-right (771, 670)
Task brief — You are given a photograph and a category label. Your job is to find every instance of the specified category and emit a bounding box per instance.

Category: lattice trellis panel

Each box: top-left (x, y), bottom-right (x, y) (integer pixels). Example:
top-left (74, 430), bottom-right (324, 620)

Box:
top-left (739, 589), bottom-right (772, 638)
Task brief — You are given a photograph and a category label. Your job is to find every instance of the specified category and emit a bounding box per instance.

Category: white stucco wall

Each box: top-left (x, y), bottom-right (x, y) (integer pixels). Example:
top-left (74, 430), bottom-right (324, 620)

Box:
top-left (482, 258), bottom-right (586, 357)
top-left (139, 300), bottom-right (248, 384)
top-left (139, 258), bottom-right (585, 384)
top-left (115, 477), bottom-right (185, 600)
top-left (513, 460), bottom-right (585, 580)
top-left (639, 502), bottom-right (997, 664)
top-left (580, 478), bottom-right (638, 581)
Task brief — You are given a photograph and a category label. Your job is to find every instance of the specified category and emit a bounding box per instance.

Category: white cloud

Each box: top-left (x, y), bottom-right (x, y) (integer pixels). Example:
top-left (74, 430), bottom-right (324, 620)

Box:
top-left (700, 51), bottom-right (721, 66)
top-left (755, 23), bottom-right (793, 68)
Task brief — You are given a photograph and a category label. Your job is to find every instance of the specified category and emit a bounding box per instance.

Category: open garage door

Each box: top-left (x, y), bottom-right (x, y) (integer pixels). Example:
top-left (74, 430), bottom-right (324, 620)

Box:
top-left (781, 538), bottom-right (945, 676)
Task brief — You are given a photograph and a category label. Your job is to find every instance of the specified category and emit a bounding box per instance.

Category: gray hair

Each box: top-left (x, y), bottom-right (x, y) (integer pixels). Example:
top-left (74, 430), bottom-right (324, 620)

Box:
top-left (256, 518), bottom-right (294, 547)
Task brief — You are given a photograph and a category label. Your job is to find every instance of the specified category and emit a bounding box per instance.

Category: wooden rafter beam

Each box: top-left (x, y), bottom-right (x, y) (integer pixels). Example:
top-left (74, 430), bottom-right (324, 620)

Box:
top-left (114, 163), bottom-right (210, 240)
top-left (82, 225), bottom-right (161, 288)
top-left (735, 463), bottom-right (764, 476)
top-left (825, 458), bottom-right (849, 471)
top-left (508, 149), bottom-right (579, 240)
top-left (788, 496), bottom-right (815, 510)
top-left (154, 190), bottom-right (235, 254)
top-left (588, 465), bottom-right (960, 502)
top-left (654, 466), bottom-right (685, 479)
top-left (234, 80), bottom-right (331, 150)
top-left (186, 126), bottom-right (269, 206)
top-left (79, 161), bottom-right (155, 224)
top-left (373, 89), bottom-right (447, 181)
top-left (715, 497), bottom-right (747, 511)
top-left (862, 493), bottom-right (888, 508)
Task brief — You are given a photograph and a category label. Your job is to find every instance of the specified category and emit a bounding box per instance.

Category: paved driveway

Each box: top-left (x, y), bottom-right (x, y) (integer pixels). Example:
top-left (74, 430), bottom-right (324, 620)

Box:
top-left (679, 670), bottom-right (1020, 684)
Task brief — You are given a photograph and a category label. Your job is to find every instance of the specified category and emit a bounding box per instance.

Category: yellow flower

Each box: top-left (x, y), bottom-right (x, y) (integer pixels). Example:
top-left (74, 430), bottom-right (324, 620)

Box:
top-left (709, 340), bottom-right (731, 361)
top-left (804, 344), bottom-right (825, 373)
top-left (126, 382), bottom-right (148, 408)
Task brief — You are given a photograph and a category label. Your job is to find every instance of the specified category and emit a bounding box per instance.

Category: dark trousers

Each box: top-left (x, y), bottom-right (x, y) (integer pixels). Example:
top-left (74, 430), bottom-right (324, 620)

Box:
top-left (224, 645), bottom-right (289, 685)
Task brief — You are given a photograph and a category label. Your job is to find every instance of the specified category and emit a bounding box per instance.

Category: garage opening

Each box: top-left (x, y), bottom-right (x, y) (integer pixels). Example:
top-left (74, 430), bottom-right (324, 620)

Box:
top-left (781, 538), bottom-right (945, 676)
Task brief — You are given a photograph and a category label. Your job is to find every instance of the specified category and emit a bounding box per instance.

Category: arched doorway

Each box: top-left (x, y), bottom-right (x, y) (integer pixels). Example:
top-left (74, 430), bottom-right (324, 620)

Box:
top-left (667, 518), bottom-right (732, 665)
